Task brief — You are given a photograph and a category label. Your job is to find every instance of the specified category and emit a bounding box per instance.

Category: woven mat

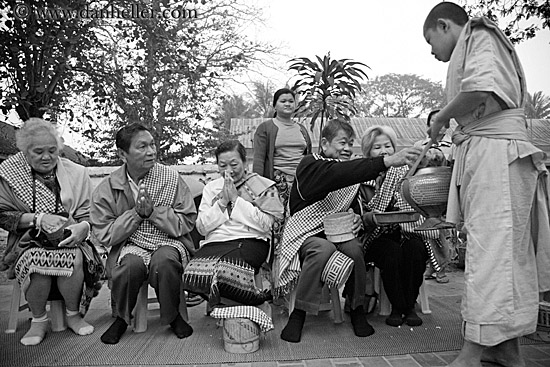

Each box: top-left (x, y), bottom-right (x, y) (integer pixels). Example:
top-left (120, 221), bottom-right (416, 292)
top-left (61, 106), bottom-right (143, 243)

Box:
top-left (0, 295), bottom-right (542, 366)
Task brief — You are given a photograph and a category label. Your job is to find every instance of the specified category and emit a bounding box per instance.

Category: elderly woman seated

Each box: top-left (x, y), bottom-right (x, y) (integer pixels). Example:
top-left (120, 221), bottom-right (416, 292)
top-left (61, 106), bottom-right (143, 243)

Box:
top-left (0, 118), bottom-right (100, 345)
top-left (183, 140), bottom-right (284, 307)
top-left (359, 125), bottom-right (429, 328)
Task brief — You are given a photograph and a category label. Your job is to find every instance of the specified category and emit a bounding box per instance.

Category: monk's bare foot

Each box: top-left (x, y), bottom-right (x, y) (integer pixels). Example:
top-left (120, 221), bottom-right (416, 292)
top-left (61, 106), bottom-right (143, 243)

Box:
top-left (447, 340), bottom-right (484, 367)
top-left (481, 338), bottom-right (525, 367)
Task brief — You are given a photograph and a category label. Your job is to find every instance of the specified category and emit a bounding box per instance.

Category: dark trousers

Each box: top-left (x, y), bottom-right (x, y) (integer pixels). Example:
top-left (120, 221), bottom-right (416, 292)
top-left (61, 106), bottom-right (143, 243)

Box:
top-left (111, 246), bottom-right (183, 325)
top-left (295, 236), bottom-right (366, 314)
top-left (365, 231), bottom-right (428, 313)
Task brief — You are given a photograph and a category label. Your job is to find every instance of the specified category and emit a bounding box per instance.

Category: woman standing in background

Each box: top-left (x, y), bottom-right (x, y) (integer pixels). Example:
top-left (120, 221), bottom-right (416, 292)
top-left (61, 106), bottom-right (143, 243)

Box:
top-left (253, 88), bottom-right (312, 247)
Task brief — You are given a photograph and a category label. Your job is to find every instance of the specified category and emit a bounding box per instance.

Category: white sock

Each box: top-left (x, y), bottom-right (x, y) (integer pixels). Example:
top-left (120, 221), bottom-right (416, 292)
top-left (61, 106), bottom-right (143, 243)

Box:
top-left (67, 313), bottom-right (94, 336)
top-left (21, 317), bottom-right (49, 346)
top-left (31, 314), bottom-right (48, 323)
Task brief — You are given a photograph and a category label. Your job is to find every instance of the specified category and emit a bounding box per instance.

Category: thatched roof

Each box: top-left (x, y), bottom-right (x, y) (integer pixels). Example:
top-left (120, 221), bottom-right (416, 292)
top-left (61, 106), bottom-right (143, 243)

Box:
top-left (230, 117), bottom-right (550, 165)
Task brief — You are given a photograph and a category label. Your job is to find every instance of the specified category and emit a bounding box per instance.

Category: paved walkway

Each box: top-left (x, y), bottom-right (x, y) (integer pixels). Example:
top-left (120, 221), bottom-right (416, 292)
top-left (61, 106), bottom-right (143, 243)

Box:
top-left (2, 267), bottom-right (550, 367)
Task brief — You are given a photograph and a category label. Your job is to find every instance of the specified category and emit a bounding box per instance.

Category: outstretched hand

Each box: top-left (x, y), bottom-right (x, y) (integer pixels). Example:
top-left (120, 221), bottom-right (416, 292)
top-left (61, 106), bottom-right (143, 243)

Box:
top-left (427, 111), bottom-right (450, 142)
top-left (383, 146), bottom-right (423, 168)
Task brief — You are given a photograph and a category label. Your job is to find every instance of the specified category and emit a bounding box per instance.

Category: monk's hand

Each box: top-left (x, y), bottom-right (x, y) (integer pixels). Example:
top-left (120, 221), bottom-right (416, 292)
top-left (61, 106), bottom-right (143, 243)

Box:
top-left (383, 146), bottom-right (422, 168)
top-left (349, 209), bottom-right (363, 236)
top-left (428, 112), bottom-right (450, 142)
top-left (136, 183), bottom-right (153, 218)
top-left (59, 221), bottom-right (89, 247)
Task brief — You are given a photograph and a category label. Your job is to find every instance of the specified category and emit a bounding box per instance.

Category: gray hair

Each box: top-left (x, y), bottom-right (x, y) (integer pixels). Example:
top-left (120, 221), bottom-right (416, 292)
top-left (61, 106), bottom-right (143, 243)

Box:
top-left (361, 125), bottom-right (398, 157)
top-left (16, 118), bottom-right (64, 153)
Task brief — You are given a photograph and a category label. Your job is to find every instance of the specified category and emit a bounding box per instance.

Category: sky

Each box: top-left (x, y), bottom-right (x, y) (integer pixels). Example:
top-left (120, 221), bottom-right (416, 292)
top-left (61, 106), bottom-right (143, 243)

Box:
top-left (249, 0), bottom-right (550, 97)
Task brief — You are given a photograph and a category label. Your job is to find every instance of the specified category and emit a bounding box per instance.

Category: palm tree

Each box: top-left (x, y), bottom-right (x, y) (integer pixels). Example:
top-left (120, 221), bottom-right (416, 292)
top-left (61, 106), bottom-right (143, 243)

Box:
top-left (288, 53), bottom-right (369, 149)
top-left (526, 91), bottom-right (550, 119)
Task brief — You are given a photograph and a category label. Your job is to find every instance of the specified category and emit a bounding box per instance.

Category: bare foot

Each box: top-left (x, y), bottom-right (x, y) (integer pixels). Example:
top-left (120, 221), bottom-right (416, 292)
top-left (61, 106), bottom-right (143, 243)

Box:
top-left (446, 340), bottom-right (484, 367)
top-left (481, 338), bottom-right (525, 367)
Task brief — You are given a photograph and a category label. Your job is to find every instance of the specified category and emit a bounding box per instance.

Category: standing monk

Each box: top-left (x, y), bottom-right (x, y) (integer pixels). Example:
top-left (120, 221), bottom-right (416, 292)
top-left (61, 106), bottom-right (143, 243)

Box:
top-left (423, 2), bottom-right (550, 366)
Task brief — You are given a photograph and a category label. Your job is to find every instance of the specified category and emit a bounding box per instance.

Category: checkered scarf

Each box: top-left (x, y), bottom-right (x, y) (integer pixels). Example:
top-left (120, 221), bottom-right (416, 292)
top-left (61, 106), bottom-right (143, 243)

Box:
top-left (362, 166), bottom-right (438, 252)
top-left (210, 305), bottom-right (274, 332)
top-left (0, 152), bottom-right (56, 213)
top-left (274, 160), bottom-right (359, 297)
top-left (121, 163), bottom-right (189, 267)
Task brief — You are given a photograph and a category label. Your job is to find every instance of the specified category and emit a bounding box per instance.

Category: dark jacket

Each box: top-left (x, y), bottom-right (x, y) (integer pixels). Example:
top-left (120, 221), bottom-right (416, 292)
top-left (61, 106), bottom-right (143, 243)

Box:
top-left (289, 153), bottom-right (387, 215)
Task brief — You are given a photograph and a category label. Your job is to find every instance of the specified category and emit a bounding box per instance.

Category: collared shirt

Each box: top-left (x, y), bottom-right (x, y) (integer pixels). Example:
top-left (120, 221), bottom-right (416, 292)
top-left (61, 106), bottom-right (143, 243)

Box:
top-left (126, 171), bottom-right (140, 202)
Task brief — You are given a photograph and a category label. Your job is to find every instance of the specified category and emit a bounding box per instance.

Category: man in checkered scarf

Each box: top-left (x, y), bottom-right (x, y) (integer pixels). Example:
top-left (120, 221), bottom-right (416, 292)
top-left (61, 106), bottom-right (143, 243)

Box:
top-left (91, 123), bottom-right (197, 344)
top-left (276, 119), bottom-right (422, 343)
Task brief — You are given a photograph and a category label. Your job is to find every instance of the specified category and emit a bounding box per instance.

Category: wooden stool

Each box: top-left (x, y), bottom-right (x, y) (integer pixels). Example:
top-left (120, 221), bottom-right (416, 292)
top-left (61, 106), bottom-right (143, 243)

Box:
top-left (132, 282), bottom-right (189, 333)
top-left (6, 281), bottom-right (67, 334)
top-left (375, 267), bottom-right (431, 316)
top-left (288, 284), bottom-right (344, 324)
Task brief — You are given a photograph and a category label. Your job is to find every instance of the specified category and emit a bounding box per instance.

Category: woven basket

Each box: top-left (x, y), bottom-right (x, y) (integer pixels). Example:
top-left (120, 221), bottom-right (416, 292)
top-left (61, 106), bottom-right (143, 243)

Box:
top-left (538, 301), bottom-right (550, 332)
top-left (321, 251), bottom-right (354, 289)
top-left (400, 166), bottom-right (452, 218)
top-left (222, 318), bottom-right (260, 354)
top-left (323, 212), bottom-right (355, 243)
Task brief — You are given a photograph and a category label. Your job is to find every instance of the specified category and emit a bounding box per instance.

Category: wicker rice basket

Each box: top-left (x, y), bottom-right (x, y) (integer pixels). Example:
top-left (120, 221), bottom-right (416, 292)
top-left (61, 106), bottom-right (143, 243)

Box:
top-left (400, 139), bottom-right (454, 231)
top-left (222, 318), bottom-right (260, 354)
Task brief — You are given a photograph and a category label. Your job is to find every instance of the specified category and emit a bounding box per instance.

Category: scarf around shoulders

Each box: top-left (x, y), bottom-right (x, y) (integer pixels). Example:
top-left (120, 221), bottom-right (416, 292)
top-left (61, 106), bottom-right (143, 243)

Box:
top-left (361, 166), bottom-right (437, 250)
top-left (273, 181), bottom-right (359, 297)
top-left (214, 172), bottom-right (284, 220)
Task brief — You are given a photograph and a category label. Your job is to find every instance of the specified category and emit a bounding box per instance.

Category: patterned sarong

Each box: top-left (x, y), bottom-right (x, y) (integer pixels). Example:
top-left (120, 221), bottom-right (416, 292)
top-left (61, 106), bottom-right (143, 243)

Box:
top-left (120, 163), bottom-right (189, 267)
top-left (0, 152), bottom-right (98, 315)
top-left (183, 256), bottom-right (271, 306)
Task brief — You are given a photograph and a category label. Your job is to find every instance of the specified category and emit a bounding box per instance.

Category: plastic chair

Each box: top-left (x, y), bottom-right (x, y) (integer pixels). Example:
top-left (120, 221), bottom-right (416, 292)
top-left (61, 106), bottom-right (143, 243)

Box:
top-left (132, 282), bottom-right (189, 333)
top-left (288, 284), bottom-right (344, 324)
top-left (6, 281), bottom-right (67, 334)
top-left (375, 267), bottom-right (431, 316)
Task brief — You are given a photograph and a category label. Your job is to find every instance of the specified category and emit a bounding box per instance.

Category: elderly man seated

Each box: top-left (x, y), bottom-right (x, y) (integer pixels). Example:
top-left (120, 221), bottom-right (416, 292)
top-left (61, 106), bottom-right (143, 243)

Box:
top-left (275, 119), bottom-right (421, 343)
top-left (91, 123), bottom-right (197, 344)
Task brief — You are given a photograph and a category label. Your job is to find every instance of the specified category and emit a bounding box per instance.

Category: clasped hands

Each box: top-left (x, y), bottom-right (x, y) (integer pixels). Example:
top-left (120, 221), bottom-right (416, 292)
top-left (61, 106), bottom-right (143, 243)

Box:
top-left (135, 183), bottom-right (154, 219)
top-left (218, 171), bottom-right (238, 210)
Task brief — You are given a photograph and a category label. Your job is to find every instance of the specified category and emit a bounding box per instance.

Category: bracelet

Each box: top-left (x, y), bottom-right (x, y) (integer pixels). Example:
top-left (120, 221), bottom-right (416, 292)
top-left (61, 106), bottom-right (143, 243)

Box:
top-left (32, 212), bottom-right (40, 228)
top-left (35, 213), bottom-right (45, 235)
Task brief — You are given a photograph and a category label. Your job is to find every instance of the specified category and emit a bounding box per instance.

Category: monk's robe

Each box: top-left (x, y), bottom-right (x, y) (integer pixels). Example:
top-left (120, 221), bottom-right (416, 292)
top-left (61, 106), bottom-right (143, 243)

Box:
top-left (445, 17), bottom-right (550, 346)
